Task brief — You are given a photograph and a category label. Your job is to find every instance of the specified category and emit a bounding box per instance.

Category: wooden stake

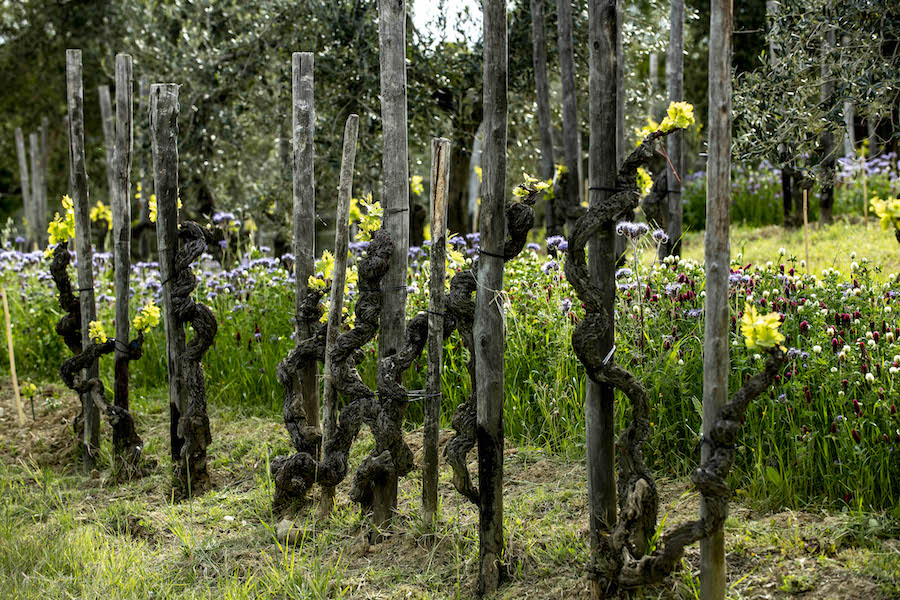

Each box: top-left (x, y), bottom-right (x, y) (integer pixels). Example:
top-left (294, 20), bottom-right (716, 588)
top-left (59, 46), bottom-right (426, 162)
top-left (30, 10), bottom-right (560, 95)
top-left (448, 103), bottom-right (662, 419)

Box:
top-left (37, 117), bottom-right (49, 248)
top-left (530, 0), bottom-right (557, 234)
top-left (701, 1), bottom-right (733, 598)
top-left (803, 189), bottom-right (810, 274)
top-left (376, 0), bottom-right (410, 528)
top-left (29, 132), bottom-right (40, 251)
top-left (423, 137), bottom-right (450, 528)
top-left (291, 52), bottom-right (319, 434)
top-left (2, 289), bottom-right (25, 426)
top-left (66, 48), bottom-right (101, 471)
top-left (150, 83), bottom-right (187, 465)
top-left (14, 128), bottom-right (32, 246)
top-left (586, 5), bottom-right (619, 598)
top-left (320, 114), bottom-right (359, 518)
top-left (113, 55), bottom-right (134, 456)
top-left (477, 0), bottom-right (507, 594)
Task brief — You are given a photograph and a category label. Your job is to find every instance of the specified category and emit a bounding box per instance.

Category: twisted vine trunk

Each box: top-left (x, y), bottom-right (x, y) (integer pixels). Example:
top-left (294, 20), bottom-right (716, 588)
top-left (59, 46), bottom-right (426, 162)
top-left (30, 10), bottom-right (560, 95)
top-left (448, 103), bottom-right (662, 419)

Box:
top-left (49, 242), bottom-right (84, 440)
top-left (565, 119), bottom-right (784, 598)
top-left (171, 221), bottom-right (217, 495)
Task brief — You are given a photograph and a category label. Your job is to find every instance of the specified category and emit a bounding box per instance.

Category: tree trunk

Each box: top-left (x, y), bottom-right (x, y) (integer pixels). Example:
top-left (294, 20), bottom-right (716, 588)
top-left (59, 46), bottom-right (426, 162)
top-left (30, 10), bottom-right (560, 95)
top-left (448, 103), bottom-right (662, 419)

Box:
top-left (819, 29), bottom-right (835, 226)
top-left (531, 0), bottom-right (558, 235)
top-left (150, 83), bottom-right (188, 467)
top-left (66, 49), bottom-right (100, 473)
top-left (424, 137), bottom-right (450, 528)
top-left (477, 0), bottom-right (507, 594)
top-left (700, 1), bottom-right (732, 597)
top-left (14, 128), bottom-right (33, 247)
top-left (667, 0), bottom-right (685, 256)
top-left (376, 0), bottom-right (410, 528)
top-left (586, 3), bottom-right (619, 597)
top-left (321, 115), bottom-right (359, 519)
top-left (558, 0), bottom-right (582, 238)
top-left (112, 55), bottom-right (134, 466)
top-left (291, 52), bottom-right (320, 451)
top-left (781, 162), bottom-right (794, 226)
top-left (29, 133), bottom-right (41, 248)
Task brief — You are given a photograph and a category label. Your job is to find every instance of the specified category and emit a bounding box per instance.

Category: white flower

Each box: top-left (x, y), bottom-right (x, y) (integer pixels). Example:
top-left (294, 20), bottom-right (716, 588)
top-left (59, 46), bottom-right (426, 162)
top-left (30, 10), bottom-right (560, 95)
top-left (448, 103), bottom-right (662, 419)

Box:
top-left (762, 290), bottom-right (771, 298)
top-left (843, 345), bottom-right (852, 353)
top-left (868, 339), bottom-right (877, 348)
top-left (862, 257), bottom-right (868, 264)
top-left (886, 306), bottom-right (892, 314)
top-left (754, 353), bottom-right (761, 361)
top-left (830, 367), bottom-right (838, 373)
top-left (632, 304), bottom-right (641, 314)
top-left (767, 261), bottom-right (774, 269)
top-left (891, 367), bottom-right (899, 375)
top-left (854, 318), bottom-right (861, 325)
top-left (866, 372), bottom-right (875, 383)
top-left (800, 260), bottom-right (806, 269)
top-left (812, 345), bottom-right (822, 354)
top-left (850, 251), bottom-right (857, 261)
top-left (894, 354), bottom-right (900, 363)
top-left (851, 262), bottom-right (859, 271)
top-left (867, 332), bottom-right (874, 340)
top-left (779, 247), bottom-right (786, 256)
top-left (887, 332), bottom-right (895, 342)
top-left (678, 359), bottom-right (685, 365)
top-left (838, 390), bottom-right (845, 397)
top-left (700, 291), bottom-right (706, 298)
top-left (736, 252), bottom-right (743, 261)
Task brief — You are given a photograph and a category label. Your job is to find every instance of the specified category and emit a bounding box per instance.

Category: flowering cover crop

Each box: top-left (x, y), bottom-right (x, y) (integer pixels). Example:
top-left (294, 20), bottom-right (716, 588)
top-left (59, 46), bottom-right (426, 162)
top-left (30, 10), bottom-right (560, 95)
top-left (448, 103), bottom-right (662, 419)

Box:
top-left (1, 231), bottom-right (898, 511)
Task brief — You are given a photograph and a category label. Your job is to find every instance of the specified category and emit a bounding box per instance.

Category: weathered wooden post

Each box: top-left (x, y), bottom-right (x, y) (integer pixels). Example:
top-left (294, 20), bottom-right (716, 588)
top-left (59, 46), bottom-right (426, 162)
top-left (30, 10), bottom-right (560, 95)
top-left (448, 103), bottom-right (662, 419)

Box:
top-left (376, 0), bottom-right (410, 525)
top-left (137, 79), bottom-right (153, 258)
top-left (320, 114), bottom-right (359, 517)
top-left (587, 1), bottom-right (619, 596)
top-left (39, 116), bottom-right (49, 248)
top-left (150, 83), bottom-right (187, 467)
top-left (477, 0), bottom-right (507, 593)
top-left (530, 0), bottom-right (557, 234)
top-left (700, 0), bottom-right (732, 597)
top-left (667, 0), bottom-right (685, 256)
top-left (423, 137), bottom-right (450, 528)
top-left (66, 48), bottom-right (101, 471)
top-left (29, 133), bottom-right (41, 249)
top-left (558, 0), bottom-right (582, 237)
top-left (291, 52), bottom-right (319, 438)
top-left (99, 84), bottom-right (117, 203)
top-left (14, 128), bottom-right (33, 245)
top-left (113, 54), bottom-right (134, 460)
top-left (819, 28), bottom-right (836, 226)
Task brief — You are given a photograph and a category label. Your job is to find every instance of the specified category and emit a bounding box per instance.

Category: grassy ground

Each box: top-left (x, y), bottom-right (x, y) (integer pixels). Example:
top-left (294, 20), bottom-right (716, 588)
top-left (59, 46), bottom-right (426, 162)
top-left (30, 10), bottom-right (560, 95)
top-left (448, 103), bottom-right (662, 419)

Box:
top-left (680, 217), bottom-right (900, 277)
top-left (0, 380), bottom-right (897, 599)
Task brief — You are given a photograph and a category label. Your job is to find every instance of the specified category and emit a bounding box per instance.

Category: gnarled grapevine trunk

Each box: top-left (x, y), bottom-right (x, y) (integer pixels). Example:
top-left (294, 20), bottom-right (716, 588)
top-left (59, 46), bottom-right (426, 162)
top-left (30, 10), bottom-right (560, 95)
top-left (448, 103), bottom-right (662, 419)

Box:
top-left (443, 189), bottom-right (539, 506)
top-left (49, 242), bottom-right (84, 441)
top-left (272, 228), bottom-right (430, 526)
top-left (565, 130), bottom-right (786, 594)
top-left (170, 221), bottom-right (218, 495)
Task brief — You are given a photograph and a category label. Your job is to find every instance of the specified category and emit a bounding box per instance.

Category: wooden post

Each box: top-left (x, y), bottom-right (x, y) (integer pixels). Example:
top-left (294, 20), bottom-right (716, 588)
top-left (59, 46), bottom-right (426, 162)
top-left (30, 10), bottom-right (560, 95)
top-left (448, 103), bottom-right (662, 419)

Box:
top-left (113, 55), bottom-right (134, 458)
top-left (558, 0), bottom-right (582, 236)
top-left (819, 28), bottom-right (836, 225)
top-left (150, 83), bottom-right (187, 465)
top-left (667, 0), bottom-right (685, 256)
top-left (66, 49), bottom-right (100, 471)
top-left (138, 78), bottom-right (153, 258)
top-left (39, 116), bottom-right (49, 248)
top-left (99, 84), bottom-right (117, 204)
top-left (14, 128), bottom-right (32, 246)
top-left (586, 3), bottom-right (619, 597)
top-left (477, 0), bottom-right (507, 594)
top-left (2, 289), bottom-right (25, 426)
top-left (376, 0), bottom-right (410, 526)
top-left (423, 137), bottom-right (450, 527)
top-left (530, 0), bottom-right (557, 233)
top-left (29, 133), bottom-right (40, 250)
top-left (700, 0), bottom-right (732, 597)
top-left (291, 52), bottom-right (319, 435)
top-left (320, 114), bottom-right (359, 517)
